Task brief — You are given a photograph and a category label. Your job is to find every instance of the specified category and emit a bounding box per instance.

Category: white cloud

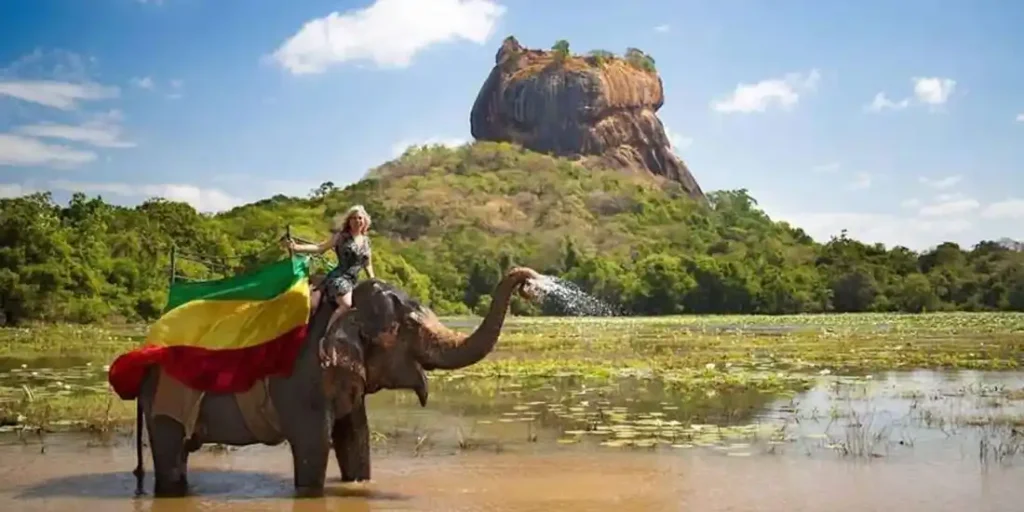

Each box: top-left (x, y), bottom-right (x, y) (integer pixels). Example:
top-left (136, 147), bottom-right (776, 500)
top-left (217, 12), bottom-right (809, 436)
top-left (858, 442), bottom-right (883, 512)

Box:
top-left (0, 134), bottom-right (96, 168)
top-left (271, 0), bottom-right (507, 74)
top-left (866, 92), bottom-right (909, 112)
top-left (0, 183), bottom-right (34, 198)
top-left (812, 162), bottom-right (840, 174)
top-left (918, 175), bottom-right (962, 190)
top-left (209, 174), bottom-right (328, 200)
top-left (49, 180), bottom-right (242, 213)
top-left (913, 76), bottom-right (956, 105)
top-left (768, 193), bottom-right (1024, 251)
top-left (166, 79), bottom-right (184, 99)
top-left (981, 199), bottom-right (1024, 220)
top-left (918, 197), bottom-right (980, 217)
top-left (901, 198), bottom-right (921, 209)
top-left (711, 69), bottom-right (820, 114)
top-left (867, 77), bottom-right (957, 114)
top-left (16, 110), bottom-right (134, 148)
top-left (662, 125), bottom-right (692, 152)
top-left (1016, 113), bottom-right (1023, 122)
top-left (848, 172), bottom-right (872, 190)
top-left (773, 210), bottom-right (975, 250)
top-left (654, 24), bottom-right (670, 33)
top-left (0, 80), bottom-right (119, 110)
top-left (131, 76), bottom-right (154, 89)
top-left (390, 136), bottom-right (467, 157)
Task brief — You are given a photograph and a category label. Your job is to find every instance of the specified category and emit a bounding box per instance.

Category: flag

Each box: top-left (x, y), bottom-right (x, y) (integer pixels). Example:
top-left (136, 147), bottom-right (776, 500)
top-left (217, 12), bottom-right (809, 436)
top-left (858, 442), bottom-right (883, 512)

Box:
top-left (108, 255), bottom-right (312, 399)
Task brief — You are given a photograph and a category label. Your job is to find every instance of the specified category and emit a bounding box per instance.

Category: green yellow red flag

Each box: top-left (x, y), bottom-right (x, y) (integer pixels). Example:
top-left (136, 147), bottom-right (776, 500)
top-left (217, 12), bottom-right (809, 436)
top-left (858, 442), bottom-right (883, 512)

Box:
top-left (108, 255), bottom-right (312, 399)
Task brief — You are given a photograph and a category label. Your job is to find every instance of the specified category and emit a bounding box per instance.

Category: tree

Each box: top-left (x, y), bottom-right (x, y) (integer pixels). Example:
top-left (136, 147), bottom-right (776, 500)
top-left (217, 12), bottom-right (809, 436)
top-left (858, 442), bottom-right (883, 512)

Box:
top-left (3, 141), bottom-right (1024, 324)
top-left (551, 40), bottom-right (570, 62)
top-left (587, 49), bottom-right (615, 66)
top-left (624, 47), bottom-right (656, 72)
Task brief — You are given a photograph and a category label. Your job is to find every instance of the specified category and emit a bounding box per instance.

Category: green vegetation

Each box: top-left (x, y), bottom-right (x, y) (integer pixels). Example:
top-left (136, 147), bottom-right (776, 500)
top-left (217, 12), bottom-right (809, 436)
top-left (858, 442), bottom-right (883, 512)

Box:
top-left (550, 39), bottom-right (570, 62)
top-left (624, 47), bottom-right (656, 72)
top-left (536, 40), bottom-right (654, 71)
top-left (586, 49), bottom-right (615, 66)
top-left (2, 141), bottom-right (1024, 325)
top-left (2, 313), bottom-right (1023, 444)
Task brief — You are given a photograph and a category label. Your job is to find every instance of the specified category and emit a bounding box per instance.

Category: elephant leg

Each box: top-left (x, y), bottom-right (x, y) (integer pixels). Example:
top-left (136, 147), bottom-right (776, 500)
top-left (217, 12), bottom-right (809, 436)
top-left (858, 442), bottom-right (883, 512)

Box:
top-left (333, 403), bottom-right (371, 482)
top-left (147, 415), bottom-right (189, 497)
top-left (287, 414), bottom-right (331, 496)
top-left (179, 448), bottom-right (191, 489)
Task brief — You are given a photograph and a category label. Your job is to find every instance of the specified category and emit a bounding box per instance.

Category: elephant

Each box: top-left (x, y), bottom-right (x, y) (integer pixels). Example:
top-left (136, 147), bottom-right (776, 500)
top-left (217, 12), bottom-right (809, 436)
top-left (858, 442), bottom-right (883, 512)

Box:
top-left (131, 268), bottom-right (365, 498)
top-left (130, 264), bottom-right (544, 496)
top-left (319, 265), bottom-right (544, 483)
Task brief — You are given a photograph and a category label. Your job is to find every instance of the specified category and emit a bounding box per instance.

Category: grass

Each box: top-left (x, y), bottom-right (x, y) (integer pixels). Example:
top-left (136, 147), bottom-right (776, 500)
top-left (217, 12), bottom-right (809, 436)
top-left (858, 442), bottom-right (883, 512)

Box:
top-left (1, 312), bottom-right (1023, 446)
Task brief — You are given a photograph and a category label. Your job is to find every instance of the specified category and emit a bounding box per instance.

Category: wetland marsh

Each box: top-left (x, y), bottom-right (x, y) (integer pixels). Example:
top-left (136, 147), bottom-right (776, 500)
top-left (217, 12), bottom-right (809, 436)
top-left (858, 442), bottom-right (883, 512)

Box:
top-left (1, 312), bottom-right (1024, 511)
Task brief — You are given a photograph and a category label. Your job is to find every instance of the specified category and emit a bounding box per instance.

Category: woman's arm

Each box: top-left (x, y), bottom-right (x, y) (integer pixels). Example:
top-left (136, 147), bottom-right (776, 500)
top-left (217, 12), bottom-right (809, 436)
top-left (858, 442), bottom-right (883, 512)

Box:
top-left (362, 241), bottom-right (374, 278)
top-left (289, 232), bottom-right (337, 255)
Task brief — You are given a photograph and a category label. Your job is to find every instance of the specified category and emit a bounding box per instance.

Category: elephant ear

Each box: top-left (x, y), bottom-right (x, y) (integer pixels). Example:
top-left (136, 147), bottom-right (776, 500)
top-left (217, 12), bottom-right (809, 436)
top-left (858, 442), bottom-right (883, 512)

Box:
top-left (351, 279), bottom-right (408, 343)
top-left (321, 312), bottom-right (367, 417)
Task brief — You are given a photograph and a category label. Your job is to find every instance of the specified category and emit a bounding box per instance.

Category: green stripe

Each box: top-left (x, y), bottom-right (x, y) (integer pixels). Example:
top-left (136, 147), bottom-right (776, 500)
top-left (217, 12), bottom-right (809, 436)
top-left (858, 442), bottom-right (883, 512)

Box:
top-left (164, 255), bottom-right (310, 312)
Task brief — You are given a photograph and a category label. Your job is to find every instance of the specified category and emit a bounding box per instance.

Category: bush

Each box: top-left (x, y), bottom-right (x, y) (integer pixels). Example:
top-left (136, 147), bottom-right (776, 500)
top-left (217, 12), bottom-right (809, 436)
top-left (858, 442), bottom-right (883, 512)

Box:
top-left (587, 49), bottom-right (616, 66)
top-left (551, 39), bottom-right (571, 62)
top-left (624, 47), bottom-right (656, 72)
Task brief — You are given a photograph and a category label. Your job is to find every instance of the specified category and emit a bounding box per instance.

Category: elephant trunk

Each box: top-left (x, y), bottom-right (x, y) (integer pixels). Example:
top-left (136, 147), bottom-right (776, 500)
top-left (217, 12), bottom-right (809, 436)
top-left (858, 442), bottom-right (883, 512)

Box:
top-left (417, 267), bottom-right (540, 370)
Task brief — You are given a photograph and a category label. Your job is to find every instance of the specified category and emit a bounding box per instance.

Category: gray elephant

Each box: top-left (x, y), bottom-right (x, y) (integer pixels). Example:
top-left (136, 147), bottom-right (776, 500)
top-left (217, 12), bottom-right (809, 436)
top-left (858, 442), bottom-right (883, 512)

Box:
top-left (322, 266), bottom-right (543, 482)
top-left (131, 265), bottom-right (543, 496)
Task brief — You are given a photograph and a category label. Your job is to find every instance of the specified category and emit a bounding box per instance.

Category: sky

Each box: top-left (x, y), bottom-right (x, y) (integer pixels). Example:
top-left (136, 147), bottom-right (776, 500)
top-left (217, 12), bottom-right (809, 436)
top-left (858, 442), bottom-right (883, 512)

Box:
top-left (1, 0), bottom-right (1023, 252)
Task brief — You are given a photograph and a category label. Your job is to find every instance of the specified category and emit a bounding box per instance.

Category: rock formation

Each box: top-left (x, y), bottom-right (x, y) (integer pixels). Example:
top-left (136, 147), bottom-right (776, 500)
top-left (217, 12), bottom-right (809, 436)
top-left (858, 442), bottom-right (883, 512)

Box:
top-left (470, 36), bottom-right (705, 201)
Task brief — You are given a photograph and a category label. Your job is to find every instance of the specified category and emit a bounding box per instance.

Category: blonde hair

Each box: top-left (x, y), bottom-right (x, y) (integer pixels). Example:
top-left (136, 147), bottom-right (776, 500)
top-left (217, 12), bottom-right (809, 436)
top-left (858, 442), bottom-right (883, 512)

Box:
top-left (332, 204), bottom-right (372, 235)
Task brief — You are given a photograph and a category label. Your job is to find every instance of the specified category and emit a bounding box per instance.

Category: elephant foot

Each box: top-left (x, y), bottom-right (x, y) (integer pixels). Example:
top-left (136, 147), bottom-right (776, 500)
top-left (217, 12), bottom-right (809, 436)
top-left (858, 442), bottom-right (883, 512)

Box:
top-left (153, 478), bottom-right (188, 498)
top-left (293, 485), bottom-right (326, 499)
top-left (340, 475), bottom-right (371, 484)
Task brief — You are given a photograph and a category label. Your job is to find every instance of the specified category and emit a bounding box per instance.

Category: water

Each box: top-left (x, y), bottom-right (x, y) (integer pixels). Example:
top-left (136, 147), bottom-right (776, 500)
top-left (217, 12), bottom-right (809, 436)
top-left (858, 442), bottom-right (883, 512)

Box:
top-left (2, 443), bottom-right (1022, 511)
top-left (2, 367), bottom-right (1024, 510)
top-left (3, 308), bottom-right (1024, 509)
top-left (530, 275), bottom-right (621, 317)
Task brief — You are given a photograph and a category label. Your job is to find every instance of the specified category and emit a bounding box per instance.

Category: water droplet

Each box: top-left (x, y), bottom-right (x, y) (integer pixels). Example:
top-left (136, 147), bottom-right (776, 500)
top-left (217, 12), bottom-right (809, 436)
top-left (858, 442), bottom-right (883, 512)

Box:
top-left (527, 275), bottom-right (621, 316)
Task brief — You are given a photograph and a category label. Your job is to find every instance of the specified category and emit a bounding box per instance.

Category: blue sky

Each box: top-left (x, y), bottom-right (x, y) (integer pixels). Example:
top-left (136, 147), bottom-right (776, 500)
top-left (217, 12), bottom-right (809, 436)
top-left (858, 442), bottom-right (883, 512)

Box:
top-left (1, 0), bottom-right (1023, 251)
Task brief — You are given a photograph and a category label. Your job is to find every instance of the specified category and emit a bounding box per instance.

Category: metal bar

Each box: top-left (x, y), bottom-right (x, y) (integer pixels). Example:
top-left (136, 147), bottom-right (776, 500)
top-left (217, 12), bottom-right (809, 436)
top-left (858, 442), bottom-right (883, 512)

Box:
top-left (172, 251), bottom-right (233, 271)
top-left (286, 225), bottom-right (293, 258)
top-left (169, 245), bottom-right (177, 285)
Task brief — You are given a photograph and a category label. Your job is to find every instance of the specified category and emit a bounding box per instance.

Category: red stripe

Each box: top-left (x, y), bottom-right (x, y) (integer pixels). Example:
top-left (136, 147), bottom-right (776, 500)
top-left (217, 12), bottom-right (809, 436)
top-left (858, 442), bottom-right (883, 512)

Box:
top-left (107, 324), bottom-right (309, 399)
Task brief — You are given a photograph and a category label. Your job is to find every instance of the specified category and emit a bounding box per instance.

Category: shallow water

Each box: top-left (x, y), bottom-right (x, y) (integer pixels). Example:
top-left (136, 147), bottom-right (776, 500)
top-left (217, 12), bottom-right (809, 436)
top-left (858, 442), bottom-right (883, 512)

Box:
top-left (2, 367), bottom-right (1024, 510)
top-left (1, 433), bottom-right (1022, 511)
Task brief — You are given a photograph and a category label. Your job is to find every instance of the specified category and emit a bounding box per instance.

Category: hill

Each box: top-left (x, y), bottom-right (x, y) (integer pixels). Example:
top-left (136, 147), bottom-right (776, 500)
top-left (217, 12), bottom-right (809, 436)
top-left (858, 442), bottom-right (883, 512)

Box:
top-left (1, 141), bottom-right (1023, 325)
top-left (470, 36), bottom-right (704, 200)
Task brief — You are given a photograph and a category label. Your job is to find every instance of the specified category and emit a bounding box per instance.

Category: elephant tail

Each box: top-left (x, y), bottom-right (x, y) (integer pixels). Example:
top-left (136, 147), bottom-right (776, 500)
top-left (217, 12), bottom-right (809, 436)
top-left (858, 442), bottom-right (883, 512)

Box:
top-left (132, 399), bottom-right (144, 496)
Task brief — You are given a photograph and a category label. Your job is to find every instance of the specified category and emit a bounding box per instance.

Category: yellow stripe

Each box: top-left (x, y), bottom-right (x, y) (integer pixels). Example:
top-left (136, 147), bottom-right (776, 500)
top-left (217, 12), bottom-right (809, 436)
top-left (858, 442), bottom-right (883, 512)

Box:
top-left (146, 278), bottom-right (310, 350)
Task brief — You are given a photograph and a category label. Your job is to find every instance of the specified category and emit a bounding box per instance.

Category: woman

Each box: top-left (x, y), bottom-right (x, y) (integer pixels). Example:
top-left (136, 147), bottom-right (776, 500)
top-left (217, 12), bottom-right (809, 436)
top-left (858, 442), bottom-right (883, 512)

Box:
top-left (286, 205), bottom-right (376, 337)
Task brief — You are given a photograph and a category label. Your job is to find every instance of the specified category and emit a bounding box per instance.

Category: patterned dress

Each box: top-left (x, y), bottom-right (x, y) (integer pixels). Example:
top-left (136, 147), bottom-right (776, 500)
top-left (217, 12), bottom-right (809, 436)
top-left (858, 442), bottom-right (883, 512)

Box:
top-left (324, 233), bottom-right (372, 300)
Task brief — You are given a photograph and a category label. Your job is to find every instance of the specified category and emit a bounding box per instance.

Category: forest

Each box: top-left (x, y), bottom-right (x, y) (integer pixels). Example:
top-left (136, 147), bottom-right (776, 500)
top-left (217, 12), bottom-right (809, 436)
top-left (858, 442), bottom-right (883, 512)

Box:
top-left (2, 141), bottom-right (1023, 325)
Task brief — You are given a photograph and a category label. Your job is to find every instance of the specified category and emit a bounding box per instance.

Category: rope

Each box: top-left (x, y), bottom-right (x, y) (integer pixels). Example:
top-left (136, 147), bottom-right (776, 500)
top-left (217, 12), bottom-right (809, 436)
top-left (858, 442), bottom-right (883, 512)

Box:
top-left (174, 250), bottom-right (234, 272)
top-left (169, 227), bottom-right (334, 283)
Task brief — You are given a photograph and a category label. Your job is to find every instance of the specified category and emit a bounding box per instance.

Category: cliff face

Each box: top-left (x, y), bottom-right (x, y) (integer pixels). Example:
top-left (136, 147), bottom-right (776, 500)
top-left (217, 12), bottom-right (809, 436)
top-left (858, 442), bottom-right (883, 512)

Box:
top-left (470, 36), bottom-right (705, 201)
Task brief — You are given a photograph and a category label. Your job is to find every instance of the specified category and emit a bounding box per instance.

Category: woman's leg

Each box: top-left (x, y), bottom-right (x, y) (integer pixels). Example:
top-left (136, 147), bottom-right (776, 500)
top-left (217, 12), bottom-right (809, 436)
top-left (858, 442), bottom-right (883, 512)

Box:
top-left (320, 290), bottom-right (354, 368)
top-left (328, 291), bottom-right (353, 330)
